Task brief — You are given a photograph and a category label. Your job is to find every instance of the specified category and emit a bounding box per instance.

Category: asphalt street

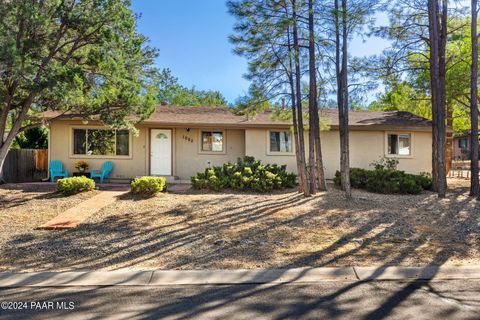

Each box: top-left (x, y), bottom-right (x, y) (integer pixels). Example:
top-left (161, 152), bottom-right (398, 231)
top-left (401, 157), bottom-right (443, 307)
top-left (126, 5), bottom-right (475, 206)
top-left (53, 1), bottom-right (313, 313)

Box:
top-left (0, 280), bottom-right (480, 319)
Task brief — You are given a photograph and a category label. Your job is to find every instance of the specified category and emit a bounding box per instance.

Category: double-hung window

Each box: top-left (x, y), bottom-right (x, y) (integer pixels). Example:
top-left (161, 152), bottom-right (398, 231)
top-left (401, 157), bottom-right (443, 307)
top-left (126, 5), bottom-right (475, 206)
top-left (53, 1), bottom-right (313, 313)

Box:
top-left (269, 130), bottom-right (292, 153)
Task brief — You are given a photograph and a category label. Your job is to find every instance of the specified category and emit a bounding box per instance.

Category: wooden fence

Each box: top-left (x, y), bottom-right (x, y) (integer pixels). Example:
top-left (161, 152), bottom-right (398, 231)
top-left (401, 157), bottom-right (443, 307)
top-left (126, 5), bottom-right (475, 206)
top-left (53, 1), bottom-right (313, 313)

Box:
top-left (1, 149), bottom-right (48, 183)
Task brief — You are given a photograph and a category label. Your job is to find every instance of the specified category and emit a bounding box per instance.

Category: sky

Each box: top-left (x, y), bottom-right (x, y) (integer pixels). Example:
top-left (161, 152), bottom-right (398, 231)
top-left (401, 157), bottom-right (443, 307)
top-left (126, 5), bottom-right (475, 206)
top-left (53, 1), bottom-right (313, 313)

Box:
top-left (130, 1), bottom-right (391, 104)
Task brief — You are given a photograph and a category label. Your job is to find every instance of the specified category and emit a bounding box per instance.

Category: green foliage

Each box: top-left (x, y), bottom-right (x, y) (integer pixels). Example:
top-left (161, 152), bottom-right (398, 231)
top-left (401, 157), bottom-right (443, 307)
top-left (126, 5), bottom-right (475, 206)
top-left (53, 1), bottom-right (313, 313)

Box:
top-left (271, 108), bottom-right (331, 132)
top-left (56, 177), bottom-right (95, 196)
top-left (191, 156), bottom-right (297, 192)
top-left (334, 167), bottom-right (432, 195)
top-left (231, 85), bottom-right (273, 117)
top-left (0, 0), bottom-right (159, 155)
top-left (414, 172), bottom-right (433, 190)
top-left (370, 18), bottom-right (476, 134)
top-left (333, 168), bottom-right (370, 189)
top-left (370, 157), bottom-right (399, 171)
top-left (368, 82), bottom-right (432, 120)
top-left (365, 169), bottom-right (423, 194)
top-left (130, 176), bottom-right (167, 195)
top-left (12, 127), bottom-right (48, 149)
top-left (158, 69), bottom-right (227, 106)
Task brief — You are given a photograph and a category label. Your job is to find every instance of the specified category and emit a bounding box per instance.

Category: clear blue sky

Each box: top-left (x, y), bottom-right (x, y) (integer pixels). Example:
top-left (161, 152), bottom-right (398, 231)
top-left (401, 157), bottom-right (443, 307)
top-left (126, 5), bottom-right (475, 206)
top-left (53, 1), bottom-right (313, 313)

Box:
top-left (130, 1), bottom-right (390, 104)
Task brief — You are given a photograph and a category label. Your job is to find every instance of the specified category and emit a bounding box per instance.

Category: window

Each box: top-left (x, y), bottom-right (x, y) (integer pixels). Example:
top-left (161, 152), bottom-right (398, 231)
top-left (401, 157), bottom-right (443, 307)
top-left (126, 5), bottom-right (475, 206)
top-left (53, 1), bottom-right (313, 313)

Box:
top-left (201, 131), bottom-right (224, 152)
top-left (73, 128), bottom-right (130, 156)
top-left (387, 133), bottom-right (411, 156)
top-left (270, 130), bottom-right (292, 153)
top-left (458, 138), bottom-right (468, 149)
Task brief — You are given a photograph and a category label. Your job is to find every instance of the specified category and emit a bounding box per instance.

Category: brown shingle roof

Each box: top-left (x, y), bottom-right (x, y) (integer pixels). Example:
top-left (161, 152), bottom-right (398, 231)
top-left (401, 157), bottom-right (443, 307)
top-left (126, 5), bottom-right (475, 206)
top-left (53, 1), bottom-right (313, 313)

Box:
top-left (141, 105), bottom-right (432, 131)
top-left (45, 105), bottom-right (432, 131)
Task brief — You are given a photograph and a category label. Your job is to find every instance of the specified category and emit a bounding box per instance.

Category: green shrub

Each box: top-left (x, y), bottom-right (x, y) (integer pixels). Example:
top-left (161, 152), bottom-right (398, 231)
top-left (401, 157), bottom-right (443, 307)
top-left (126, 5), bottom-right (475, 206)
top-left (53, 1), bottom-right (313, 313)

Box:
top-left (334, 168), bottom-right (369, 189)
top-left (130, 176), bottom-right (167, 195)
top-left (190, 156), bottom-right (297, 192)
top-left (370, 157), bottom-right (399, 171)
top-left (56, 176), bottom-right (95, 196)
top-left (334, 167), bottom-right (432, 195)
top-left (413, 172), bottom-right (433, 190)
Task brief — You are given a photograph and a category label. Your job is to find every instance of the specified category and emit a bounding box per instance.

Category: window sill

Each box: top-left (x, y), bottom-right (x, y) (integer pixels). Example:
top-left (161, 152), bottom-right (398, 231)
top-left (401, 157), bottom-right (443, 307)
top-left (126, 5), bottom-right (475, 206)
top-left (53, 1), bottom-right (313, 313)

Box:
top-left (384, 154), bottom-right (414, 159)
top-left (266, 151), bottom-right (295, 156)
top-left (69, 154), bottom-right (133, 160)
top-left (197, 150), bottom-right (227, 155)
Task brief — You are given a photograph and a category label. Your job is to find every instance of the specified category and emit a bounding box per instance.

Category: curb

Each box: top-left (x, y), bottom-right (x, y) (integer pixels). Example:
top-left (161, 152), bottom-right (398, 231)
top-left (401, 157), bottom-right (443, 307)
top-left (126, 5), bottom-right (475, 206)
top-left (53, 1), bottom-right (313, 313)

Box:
top-left (0, 266), bottom-right (480, 287)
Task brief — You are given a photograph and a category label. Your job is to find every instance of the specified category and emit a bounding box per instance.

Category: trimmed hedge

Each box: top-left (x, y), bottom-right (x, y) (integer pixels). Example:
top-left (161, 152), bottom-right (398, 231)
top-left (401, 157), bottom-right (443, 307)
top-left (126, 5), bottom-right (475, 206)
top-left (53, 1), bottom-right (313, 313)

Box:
top-left (334, 168), bottom-right (432, 194)
top-left (191, 156), bottom-right (297, 192)
top-left (130, 176), bottom-right (167, 195)
top-left (56, 176), bottom-right (95, 196)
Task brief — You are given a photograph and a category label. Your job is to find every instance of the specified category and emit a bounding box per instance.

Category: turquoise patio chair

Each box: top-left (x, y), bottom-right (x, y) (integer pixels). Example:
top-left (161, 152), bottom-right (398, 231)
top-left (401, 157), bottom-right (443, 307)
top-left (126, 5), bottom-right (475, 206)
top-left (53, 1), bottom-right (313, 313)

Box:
top-left (91, 161), bottom-right (113, 183)
top-left (50, 160), bottom-right (68, 182)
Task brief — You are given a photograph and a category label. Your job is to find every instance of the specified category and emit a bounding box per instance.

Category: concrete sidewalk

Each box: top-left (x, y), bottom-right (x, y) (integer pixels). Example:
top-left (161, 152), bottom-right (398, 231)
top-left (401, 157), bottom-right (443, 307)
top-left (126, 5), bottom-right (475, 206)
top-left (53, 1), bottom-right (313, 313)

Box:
top-left (1, 265), bottom-right (480, 287)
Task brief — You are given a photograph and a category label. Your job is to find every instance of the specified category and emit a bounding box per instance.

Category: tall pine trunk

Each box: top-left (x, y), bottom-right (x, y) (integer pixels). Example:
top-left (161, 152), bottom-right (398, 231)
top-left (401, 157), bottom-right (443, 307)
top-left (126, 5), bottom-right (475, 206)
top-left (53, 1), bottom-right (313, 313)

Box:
top-left (335, 0), bottom-right (351, 198)
top-left (287, 23), bottom-right (308, 195)
top-left (292, 0), bottom-right (310, 197)
top-left (471, 0), bottom-right (480, 197)
top-left (437, 0), bottom-right (448, 198)
top-left (340, 0), bottom-right (351, 198)
top-left (308, 0), bottom-right (326, 192)
top-left (428, 0), bottom-right (447, 198)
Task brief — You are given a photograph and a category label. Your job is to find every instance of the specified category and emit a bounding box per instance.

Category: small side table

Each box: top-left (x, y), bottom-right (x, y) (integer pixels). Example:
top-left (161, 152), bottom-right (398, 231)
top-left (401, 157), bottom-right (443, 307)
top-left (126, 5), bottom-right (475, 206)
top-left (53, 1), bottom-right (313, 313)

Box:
top-left (73, 171), bottom-right (91, 178)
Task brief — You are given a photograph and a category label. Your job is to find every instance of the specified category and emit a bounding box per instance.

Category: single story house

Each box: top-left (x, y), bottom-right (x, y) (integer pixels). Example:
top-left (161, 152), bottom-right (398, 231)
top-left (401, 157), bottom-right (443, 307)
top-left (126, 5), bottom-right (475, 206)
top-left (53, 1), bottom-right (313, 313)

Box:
top-left (46, 105), bottom-right (433, 182)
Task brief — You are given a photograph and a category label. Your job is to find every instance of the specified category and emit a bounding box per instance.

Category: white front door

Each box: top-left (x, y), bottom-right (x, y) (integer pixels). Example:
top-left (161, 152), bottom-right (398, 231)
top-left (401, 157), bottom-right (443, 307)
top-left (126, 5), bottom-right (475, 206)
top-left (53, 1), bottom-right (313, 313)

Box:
top-left (150, 129), bottom-right (172, 176)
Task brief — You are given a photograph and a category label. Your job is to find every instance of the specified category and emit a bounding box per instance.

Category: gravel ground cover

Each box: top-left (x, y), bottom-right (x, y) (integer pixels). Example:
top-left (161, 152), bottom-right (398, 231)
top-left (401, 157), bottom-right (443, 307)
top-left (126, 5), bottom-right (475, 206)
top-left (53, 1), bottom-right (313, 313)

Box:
top-left (0, 179), bottom-right (478, 271)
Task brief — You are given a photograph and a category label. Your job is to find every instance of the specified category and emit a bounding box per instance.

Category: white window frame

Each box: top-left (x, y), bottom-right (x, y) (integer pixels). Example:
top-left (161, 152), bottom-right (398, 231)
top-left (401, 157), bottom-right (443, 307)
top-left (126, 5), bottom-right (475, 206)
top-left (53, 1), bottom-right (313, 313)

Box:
top-left (198, 129), bottom-right (227, 155)
top-left (69, 126), bottom-right (133, 159)
top-left (267, 129), bottom-right (294, 155)
top-left (385, 132), bottom-right (414, 158)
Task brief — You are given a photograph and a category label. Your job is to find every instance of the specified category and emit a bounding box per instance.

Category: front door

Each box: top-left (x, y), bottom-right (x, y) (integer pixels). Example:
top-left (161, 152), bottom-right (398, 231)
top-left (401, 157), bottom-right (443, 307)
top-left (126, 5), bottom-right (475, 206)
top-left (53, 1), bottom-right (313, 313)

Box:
top-left (150, 129), bottom-right (172, 175)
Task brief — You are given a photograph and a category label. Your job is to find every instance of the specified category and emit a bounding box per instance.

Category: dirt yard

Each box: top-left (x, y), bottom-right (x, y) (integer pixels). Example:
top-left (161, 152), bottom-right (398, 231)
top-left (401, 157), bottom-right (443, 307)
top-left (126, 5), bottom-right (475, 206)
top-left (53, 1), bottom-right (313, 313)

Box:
top-left (0, 179), bottom-right (479, 271)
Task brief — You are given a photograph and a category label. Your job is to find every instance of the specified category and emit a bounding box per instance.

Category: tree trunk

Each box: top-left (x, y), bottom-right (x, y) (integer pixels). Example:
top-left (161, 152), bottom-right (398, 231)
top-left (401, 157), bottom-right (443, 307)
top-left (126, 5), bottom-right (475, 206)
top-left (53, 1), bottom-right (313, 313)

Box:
top-left (292, 0), bottom-right (310, 197)
top-left (340, 0), bottom-right (351, 198)
top-left (307, 0), bottom-right (326, 192)
top-left (437, 0), bottom-right (448, 198)
top-left (471, 0), bottom-right (480, 197)
top-left (334, 0), bottom-right (351, 198)
top-left (428, 0), bottom-right (439, 193)
top-left (428, 0), bottom-right (447, 198)
top-left (287, 23), bottom-right (308, 195)
top-left (308, 117), bottom-right (316, 194)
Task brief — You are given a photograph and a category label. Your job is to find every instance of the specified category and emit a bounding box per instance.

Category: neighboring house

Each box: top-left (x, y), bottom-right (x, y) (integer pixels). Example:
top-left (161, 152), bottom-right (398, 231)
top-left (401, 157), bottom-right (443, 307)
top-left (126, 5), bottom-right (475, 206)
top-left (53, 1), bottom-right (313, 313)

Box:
top-left (46, 105), bottom-right (433, 182)
top-left (453, 132), bottom-right (480, 161)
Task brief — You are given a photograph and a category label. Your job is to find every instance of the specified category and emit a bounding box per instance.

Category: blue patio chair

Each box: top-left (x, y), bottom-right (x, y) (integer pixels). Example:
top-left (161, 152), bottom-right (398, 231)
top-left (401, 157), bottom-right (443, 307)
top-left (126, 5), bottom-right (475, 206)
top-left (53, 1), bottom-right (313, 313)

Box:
top-left (50, 160), bottom-right (68, 182)
top-left (91, 161), bottom-right (113, 183)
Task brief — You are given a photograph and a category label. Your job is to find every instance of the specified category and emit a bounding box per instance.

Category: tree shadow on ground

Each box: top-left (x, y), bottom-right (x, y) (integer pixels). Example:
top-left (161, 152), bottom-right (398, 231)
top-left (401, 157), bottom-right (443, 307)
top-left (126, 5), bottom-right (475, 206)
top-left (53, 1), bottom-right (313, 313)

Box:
top-left (0, 182), bottom-right (479, 318)
top-left (0, 184), bottom-right (68, 209)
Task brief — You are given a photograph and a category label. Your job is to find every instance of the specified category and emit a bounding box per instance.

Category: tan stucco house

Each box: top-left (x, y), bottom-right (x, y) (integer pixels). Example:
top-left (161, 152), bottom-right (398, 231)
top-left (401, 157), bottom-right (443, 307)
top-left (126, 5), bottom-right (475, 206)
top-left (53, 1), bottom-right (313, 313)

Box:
top-left (47, 105), bottom-right (433, 182)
